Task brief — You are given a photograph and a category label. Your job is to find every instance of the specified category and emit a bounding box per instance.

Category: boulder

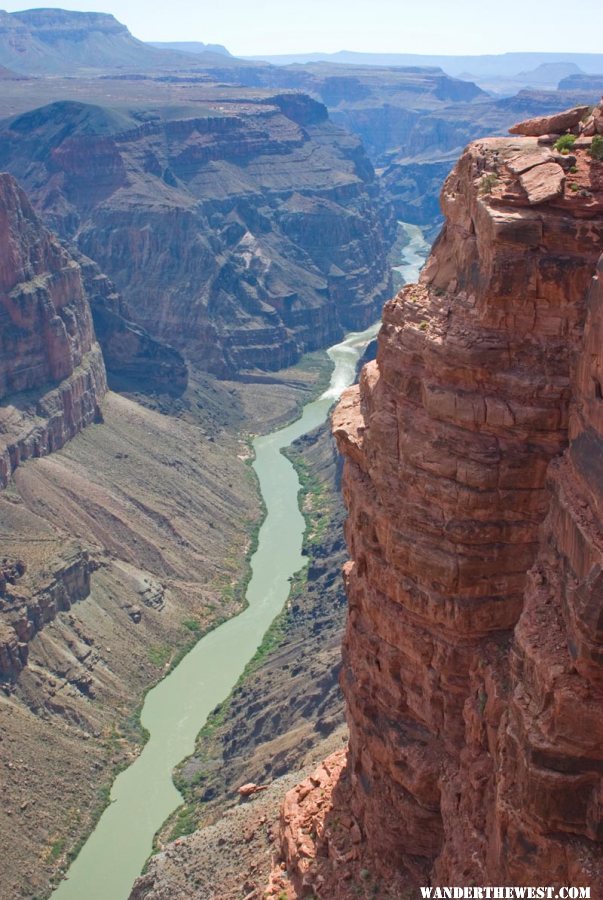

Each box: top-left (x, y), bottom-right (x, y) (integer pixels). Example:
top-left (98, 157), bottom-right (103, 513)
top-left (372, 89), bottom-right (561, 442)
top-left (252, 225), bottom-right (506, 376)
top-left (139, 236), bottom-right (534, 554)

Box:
top-left (237, 782), bottom-right (268, 799)
top-left (519, 161), bottom-right (565, 205)
top-left (509, 105), bottom-right (590, 137)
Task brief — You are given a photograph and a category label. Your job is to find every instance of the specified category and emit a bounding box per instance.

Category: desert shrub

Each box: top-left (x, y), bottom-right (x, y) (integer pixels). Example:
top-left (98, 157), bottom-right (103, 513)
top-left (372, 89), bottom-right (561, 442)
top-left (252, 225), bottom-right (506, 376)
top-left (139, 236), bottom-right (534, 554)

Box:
top-left (590, 135), bottom-right (603, 161)
top-left (478, 172), bottom-right (498, 195)
top-left (554, 133), bottom-right (577, 152)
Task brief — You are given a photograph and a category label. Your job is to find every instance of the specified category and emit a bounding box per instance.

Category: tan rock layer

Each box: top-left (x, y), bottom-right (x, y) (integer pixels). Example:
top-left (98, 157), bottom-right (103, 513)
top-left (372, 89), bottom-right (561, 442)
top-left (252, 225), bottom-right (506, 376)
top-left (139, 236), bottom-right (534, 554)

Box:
top-left (327, 127), bottom-right (603, 888)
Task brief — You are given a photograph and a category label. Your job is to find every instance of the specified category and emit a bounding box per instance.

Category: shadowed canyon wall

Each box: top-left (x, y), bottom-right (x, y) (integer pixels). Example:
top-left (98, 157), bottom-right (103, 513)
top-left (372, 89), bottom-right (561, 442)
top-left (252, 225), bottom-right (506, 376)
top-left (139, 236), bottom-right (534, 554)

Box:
top-left (0, 95), bottom-right (393, 376)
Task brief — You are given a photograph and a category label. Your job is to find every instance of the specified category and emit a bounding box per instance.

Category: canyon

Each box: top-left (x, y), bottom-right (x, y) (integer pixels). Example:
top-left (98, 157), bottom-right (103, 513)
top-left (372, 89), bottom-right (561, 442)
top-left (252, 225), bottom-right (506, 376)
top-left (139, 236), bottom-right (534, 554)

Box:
top-left (0, 73), bottom-right (598, 386)
top-left (125, 103), bottom-right (603, 899)
top-left (2, 9), bottom-right (603, 896)
top-left (0, 93), bottom-right (392, 376)
top-left (0, 168), bottom-right (267, 898)
top-left (0, 8), bottom-right (601, 260)
top-left (0, 150), bottom-right (383, 896)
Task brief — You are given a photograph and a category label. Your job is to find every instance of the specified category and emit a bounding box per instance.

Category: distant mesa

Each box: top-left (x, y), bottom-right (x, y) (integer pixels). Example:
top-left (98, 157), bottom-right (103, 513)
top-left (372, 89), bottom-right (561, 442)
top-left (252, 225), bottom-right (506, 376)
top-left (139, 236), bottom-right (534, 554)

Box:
top-left (248, 49), bottom-right (603, 79)
top-left (148, 41), bottom-right (231, 57)
top-left (0, 7), bottom-right (235, 74)
top-left (559, 73), bottom-right (603, 92)
top-left (515, 61), bottom-right (583, 85)
top-left (3, 99), bottom-right (140, 140)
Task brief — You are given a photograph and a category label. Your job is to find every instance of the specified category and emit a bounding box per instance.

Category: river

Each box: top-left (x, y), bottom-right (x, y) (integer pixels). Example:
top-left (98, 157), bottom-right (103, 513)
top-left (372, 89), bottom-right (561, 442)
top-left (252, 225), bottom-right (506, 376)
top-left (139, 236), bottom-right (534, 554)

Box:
top-left (51, 221), bottom-right (430, 900)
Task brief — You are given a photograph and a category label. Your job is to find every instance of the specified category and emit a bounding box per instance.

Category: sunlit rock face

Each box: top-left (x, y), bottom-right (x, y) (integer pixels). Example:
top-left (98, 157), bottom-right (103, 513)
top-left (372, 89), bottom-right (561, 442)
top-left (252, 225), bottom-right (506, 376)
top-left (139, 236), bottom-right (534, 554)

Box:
top-left (330, 115), bottom-right (603, 891)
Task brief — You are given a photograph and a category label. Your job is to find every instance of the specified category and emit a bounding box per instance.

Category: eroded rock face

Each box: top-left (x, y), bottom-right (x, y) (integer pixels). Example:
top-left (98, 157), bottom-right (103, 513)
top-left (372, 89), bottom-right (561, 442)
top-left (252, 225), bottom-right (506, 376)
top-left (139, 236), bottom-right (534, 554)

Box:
top-left (0, 545), bottom-right (90, 681)
top-left (328, 127), bottom-right (603, 889)
top-left (0, 97), bottom-right (393, 376)
top-left (0, 171), bottom-right (106, 487)
top-left (489, 251), bottom-right (603, 881)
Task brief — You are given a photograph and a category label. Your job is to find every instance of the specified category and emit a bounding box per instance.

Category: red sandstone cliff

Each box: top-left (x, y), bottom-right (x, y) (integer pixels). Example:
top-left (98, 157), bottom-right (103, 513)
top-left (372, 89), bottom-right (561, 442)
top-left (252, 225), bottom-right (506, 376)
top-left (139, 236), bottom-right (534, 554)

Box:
top-left (0, 171), bottom-right (107, 488)
top-left (276, 104), bottom-right (603, 894)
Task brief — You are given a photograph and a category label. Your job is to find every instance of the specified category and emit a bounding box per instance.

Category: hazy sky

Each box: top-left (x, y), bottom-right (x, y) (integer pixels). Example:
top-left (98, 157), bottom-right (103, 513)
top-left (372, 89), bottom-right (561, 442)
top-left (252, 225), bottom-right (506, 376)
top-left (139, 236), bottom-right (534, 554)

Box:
top-left (2, 0), bottom-right (602, 56)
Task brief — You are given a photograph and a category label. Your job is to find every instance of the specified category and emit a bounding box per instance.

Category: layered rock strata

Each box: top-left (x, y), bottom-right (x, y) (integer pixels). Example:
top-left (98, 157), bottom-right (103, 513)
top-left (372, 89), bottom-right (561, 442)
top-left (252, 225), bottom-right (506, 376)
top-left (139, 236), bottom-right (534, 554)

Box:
top-left (0, 171), bottom-right (184, 492)
top-left (483, 249), bottom-right (603, 883)
top-left (324, 108), bottom-right (603, 890)
top-left (0, 96), bottom-right (392, 375)
top-left (0, 544), bottom-right (90, 681)
top-left (0, 172), bottom-right (106, 487)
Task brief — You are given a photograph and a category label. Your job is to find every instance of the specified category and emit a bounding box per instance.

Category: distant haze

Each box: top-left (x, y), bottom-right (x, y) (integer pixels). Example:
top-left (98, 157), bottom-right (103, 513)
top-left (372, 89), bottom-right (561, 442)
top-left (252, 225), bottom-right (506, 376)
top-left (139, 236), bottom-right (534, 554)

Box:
top-left (0, 0), bottom-right (602, 56)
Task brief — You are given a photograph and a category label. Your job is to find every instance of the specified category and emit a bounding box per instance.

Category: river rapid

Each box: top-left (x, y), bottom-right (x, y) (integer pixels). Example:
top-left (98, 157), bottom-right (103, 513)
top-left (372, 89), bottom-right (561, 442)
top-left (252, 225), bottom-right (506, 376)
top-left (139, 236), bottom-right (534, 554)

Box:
top-left (51, 221), bottom-right (430, 900)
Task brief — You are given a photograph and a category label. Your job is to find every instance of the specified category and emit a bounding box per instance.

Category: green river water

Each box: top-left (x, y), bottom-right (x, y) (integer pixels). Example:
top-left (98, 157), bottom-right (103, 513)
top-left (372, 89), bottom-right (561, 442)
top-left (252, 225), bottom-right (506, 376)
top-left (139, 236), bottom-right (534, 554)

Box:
top-left (51, 222), bottom-right (429, 900)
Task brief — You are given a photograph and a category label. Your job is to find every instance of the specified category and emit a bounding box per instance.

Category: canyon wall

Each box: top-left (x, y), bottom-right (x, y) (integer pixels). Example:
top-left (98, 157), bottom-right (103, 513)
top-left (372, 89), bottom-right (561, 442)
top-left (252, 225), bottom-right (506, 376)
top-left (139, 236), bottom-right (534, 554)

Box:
top-left (0, 170), bottom-right (260, 893)
top-left (0, 171), bottom-right (107, 488)
top-left (311, 109), bottom-right (603, 891)
top-left (0, 95), bottom-right (393, 376)
top-left (0, 170), bottom-right (186, 684)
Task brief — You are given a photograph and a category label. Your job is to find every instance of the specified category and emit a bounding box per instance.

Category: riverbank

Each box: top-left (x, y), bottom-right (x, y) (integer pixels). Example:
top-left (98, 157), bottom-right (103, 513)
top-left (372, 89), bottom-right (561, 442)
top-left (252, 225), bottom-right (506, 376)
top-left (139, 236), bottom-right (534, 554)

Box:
top-left (0, 387), bottom-right (261, 900)
top-left (153, 420), bottom-right (349, 847)
top-left (50, 321), bottom-right (380, 900)
top-left (0, 351), bottom-right (334, 900)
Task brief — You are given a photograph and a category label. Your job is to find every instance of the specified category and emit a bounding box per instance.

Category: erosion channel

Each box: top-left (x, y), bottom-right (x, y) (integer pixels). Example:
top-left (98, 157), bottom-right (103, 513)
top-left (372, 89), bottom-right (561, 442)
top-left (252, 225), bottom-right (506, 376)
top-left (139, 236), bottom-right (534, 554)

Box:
top-left (51, 222), bottom-right (429, 900)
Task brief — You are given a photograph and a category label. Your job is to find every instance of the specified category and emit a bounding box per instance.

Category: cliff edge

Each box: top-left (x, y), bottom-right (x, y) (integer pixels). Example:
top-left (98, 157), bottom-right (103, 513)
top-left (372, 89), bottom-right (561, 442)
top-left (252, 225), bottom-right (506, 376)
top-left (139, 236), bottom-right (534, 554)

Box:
top-left (276, 102), bottom-right (603, 894)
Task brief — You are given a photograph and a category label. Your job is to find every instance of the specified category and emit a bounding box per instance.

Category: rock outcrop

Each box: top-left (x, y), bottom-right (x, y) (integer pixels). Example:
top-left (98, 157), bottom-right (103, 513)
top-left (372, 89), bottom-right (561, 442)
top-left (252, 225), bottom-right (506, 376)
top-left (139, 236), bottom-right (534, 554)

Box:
top-left (509, 104), bottom-right (591, 136)
top-left (364, 88), bottom-right (600, 228)
top-left (287, 105), bottom-right (603, 892)
top-left (0, 544), bottom-right (91, 681)
top-left (0, 96), bottom-right (393, 376)
top-left (509, 98), bottom-right (603, 142)
top-left (0, 171), bottom-right (107, 487)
